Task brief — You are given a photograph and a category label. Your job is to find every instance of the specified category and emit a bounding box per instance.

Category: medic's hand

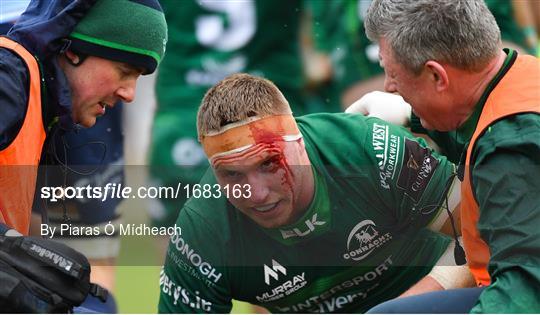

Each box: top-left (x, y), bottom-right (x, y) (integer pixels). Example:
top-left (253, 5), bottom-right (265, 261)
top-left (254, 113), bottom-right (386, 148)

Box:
top-left (345, 91), bottom-right (412, 126)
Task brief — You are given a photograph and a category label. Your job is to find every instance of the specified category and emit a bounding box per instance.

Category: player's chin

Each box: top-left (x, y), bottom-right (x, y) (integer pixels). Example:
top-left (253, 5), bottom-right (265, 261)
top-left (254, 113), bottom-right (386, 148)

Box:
top-left (253, 218), bottom-right (285, 229)
top-left (249, 202), bottom-right (291, 229)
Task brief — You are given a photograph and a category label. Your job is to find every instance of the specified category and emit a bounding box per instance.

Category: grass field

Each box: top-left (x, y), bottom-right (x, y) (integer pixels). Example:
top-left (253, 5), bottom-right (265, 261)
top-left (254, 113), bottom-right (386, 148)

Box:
top-left (116, 266), bottom-right (254, 313)
top-left (117, 265), bottom-right (161, 313)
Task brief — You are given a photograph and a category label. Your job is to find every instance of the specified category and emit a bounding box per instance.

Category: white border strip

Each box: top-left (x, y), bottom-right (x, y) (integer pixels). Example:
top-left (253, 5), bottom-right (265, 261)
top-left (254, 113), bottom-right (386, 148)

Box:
top-left (210, 144), bottom-right (254, 160)
top-left (209, 133), bottom-right (303, 160)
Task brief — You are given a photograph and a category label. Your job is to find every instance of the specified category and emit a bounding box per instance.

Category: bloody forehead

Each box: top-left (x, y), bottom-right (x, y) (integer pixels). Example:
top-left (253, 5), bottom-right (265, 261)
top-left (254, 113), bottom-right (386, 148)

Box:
top-left (201, 115), bottom-right (300, 159)
top-left (250, 124), bottom-right (285, 144)
top-left (211, 141), bottom-right (285, 169)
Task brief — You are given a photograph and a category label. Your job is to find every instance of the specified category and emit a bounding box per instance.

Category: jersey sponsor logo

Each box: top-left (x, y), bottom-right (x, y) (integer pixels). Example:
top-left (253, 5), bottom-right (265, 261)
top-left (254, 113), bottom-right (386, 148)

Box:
top-left (160, 269), bottom-right (212, 312)
top-left (275, 256), bottom-right (393, 313)
top-left (343, 220), bottom-right (392, 261)
top-left (170, 233), bottom-right (222, 284)
top-left (264, 259), bottom-right (286, 285)
top-left (279, 213), bottom-right (326, 239)
top-left (256, 259), bottom-right (308, 303)
top-left (406, 155), bottom-right (419, 170)
top-left (397, 138), bottom-right (439, 202)
top-left (372, 123), bottom-right (401, 189)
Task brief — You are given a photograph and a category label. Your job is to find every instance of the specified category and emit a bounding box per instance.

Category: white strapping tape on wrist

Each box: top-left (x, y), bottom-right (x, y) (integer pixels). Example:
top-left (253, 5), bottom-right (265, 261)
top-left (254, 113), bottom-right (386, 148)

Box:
top-left (428, 237), bottom-right (474, 289)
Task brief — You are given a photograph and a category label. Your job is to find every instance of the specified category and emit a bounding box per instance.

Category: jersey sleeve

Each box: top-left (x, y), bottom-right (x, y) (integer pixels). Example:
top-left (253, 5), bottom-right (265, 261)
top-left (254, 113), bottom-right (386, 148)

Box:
top-left (158, 193), bottom-right (233, 313)
top-left (362, 116), bottom-right (457, 232)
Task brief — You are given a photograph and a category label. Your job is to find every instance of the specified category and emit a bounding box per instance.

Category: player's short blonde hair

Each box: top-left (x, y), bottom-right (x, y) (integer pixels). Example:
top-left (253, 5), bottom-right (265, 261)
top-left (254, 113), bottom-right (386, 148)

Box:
top-left (197, 73), bottom-right (292, 139)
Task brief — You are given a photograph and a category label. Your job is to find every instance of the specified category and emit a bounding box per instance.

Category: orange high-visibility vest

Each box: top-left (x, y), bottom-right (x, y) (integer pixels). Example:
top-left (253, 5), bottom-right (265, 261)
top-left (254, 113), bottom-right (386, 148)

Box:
top-left (462, 53), bottom-right (540, 286)
top-left (0, 37), bottom-right (46, 235)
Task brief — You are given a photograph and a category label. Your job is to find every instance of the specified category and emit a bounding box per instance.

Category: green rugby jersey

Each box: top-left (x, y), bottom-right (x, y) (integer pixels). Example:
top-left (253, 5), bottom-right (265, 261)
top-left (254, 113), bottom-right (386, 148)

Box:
top-left (306, 0), bottom-right (382, 110)
top-left (156, 0), bottom-right (305, 113)
top-left (310, 0), bottom-right (383, 89)
top-left (159, 113), bottom-right (456, 313)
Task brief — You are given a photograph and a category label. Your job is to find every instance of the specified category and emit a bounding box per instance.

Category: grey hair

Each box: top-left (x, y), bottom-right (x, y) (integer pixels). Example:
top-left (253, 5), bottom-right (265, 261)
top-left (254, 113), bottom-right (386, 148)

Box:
top-left (365, 0), bottom-right (501, 74)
